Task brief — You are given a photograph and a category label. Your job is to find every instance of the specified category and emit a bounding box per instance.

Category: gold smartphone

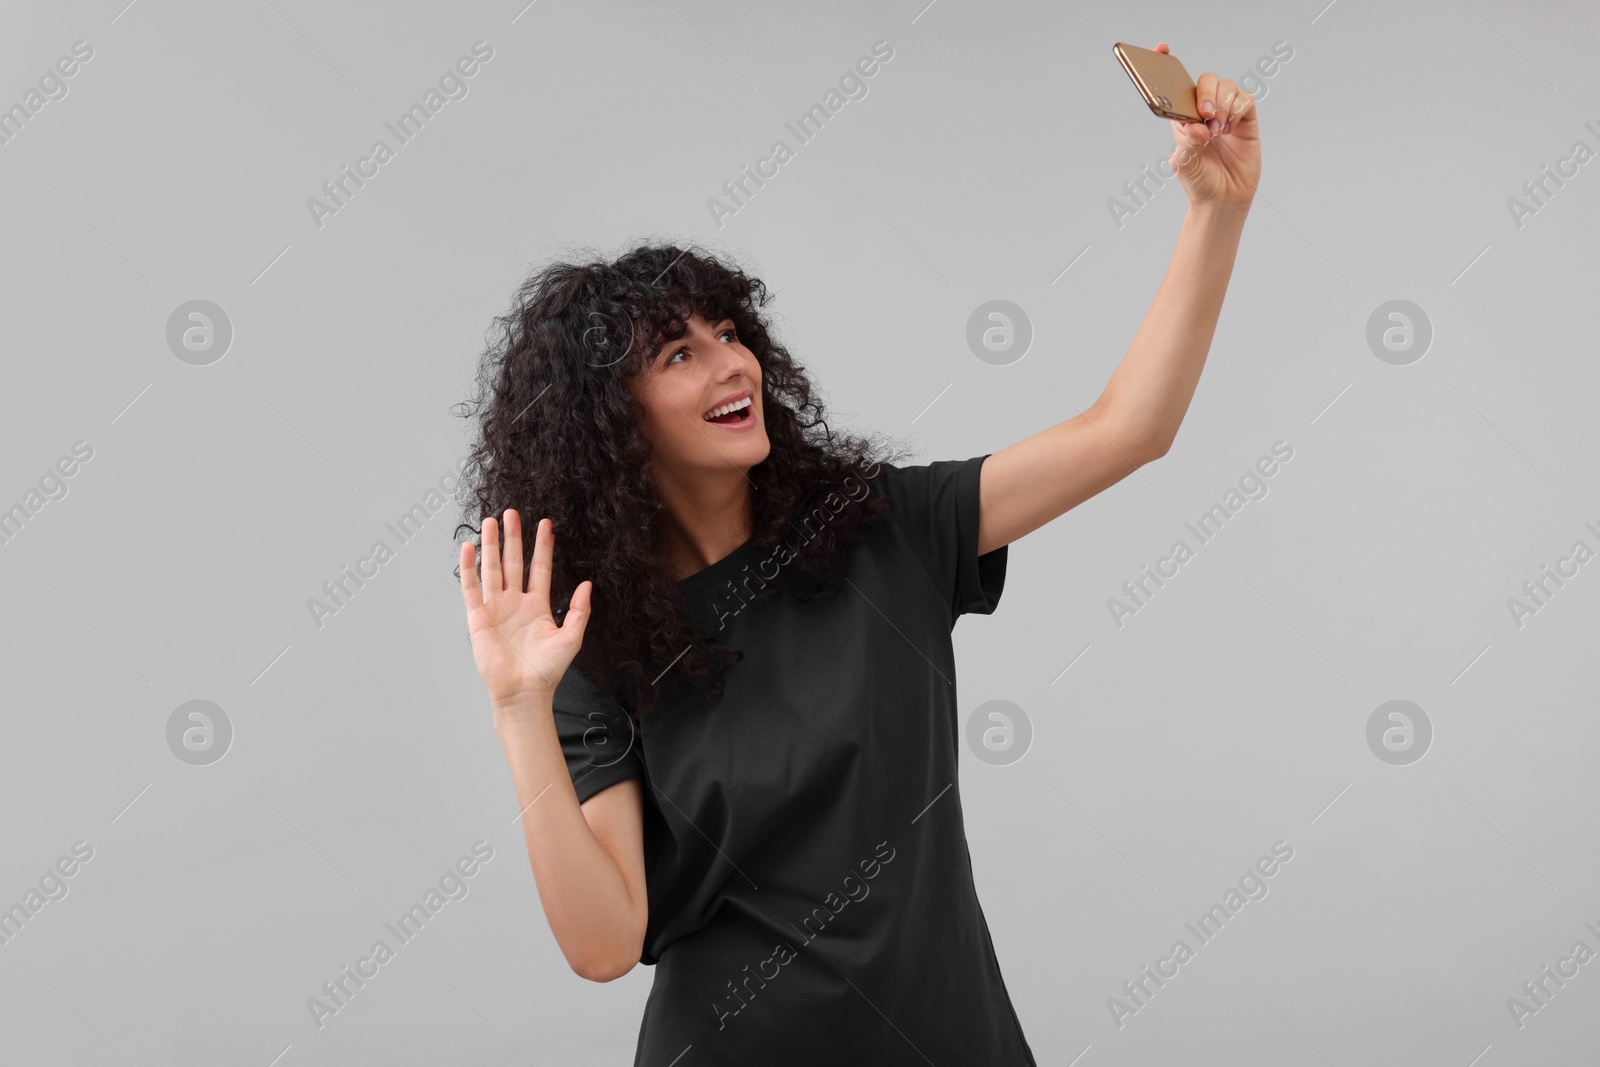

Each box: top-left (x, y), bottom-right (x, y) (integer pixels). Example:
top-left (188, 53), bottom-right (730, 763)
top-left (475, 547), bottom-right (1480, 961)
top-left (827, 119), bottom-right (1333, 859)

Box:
top-left (1113, 42), bottom-right (1203, 122)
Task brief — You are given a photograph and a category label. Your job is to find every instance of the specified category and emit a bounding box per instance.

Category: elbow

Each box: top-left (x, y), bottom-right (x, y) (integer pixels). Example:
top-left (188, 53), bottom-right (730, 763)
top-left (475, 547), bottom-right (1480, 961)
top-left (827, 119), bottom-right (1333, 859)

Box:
top-left (1125, 415), bottom-right (1174, 464)
top-left (571, 955), bottom-right (637, 983)
top-left (566, 932), bottom-right (644, 983)
top-left (556, 879), bottom-right (649, 983)
top-left (1138, 431), bottom-right (1173, 463)
top-left (1117, 423), bottom-right (1171, 466)
top-left (1090, 398), bottom-right (1170, 465)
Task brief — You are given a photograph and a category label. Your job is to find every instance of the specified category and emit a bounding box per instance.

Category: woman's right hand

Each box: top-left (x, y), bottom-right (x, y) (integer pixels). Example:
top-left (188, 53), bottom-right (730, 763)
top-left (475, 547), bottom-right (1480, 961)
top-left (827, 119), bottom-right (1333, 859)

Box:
top-left (459, 509), bottom-right (593, 711)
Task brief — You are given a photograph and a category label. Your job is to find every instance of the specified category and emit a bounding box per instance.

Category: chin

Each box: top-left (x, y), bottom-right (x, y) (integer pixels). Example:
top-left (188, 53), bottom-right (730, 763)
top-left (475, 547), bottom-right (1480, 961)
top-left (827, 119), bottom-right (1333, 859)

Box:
top-left (730, 435), bottom-right (771, 468)
top-left (736, 436), bottom-right (771, 461)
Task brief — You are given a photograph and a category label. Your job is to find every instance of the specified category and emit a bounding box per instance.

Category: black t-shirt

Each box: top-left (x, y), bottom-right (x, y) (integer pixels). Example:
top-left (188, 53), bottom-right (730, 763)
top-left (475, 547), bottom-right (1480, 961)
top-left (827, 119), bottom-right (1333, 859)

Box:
top-left (552, 453), bottom-right (1036, 1065)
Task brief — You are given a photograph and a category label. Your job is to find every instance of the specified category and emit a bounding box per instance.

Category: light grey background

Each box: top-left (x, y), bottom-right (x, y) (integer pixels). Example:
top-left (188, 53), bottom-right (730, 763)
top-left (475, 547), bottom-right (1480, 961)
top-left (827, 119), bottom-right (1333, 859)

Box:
top-left (2, 0), bottom-right (1596, 1064)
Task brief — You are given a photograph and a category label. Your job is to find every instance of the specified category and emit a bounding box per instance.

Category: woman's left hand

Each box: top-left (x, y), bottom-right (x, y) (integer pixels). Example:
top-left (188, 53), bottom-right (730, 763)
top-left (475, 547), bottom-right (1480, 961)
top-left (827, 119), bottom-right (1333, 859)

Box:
top-left (1152, 42), bottom-right (1260, 213)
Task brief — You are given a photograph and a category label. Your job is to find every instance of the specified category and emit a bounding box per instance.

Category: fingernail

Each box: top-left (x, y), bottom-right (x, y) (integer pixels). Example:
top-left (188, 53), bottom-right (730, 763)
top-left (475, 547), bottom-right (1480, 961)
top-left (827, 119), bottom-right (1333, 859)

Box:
top-left (1199, 100), bottom-right (1215, 115)
top-left (1207, 118), bottom-right (1220, 134)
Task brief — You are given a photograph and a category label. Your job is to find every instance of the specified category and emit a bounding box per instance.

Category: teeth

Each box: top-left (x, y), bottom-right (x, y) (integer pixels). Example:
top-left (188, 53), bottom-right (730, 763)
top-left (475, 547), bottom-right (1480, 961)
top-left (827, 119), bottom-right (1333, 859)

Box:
top-left (703, 396), bottom-right (752, 420)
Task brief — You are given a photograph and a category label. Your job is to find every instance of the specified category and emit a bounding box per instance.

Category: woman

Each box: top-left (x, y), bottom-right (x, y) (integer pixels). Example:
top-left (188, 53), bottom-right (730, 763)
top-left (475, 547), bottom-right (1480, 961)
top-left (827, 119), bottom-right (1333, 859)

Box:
top-left (455, 45), bottom-right (1258, 1065)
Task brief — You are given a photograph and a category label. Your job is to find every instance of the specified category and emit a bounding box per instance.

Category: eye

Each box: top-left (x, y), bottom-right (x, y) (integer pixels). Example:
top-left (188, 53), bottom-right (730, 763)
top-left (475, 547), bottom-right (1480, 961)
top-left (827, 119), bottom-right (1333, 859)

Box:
top-left (663, 326), bottom-right (739, 366)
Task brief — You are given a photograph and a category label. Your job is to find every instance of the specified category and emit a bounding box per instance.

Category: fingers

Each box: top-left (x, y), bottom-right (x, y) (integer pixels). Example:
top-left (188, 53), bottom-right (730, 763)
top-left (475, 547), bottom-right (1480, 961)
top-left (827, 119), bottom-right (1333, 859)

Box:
top-left (1173, 114), bottom-right (1210, 146)
top-left (1214, 78), bottom-right (1247, 134)
top-left (502, 508), bottom-right (525, 596)
top-left (459, 539), bottom-right (484, 615)
top-left (1225, 86), bottom-right (1256, 133)
top-left (1193, 74), bottom-right (1253, 136)
top-left (482, 515), bottom-right (503, 596)
top-left (529, 516), bottom-right (553, 619)
top-left (1153, 42), bottom-right (1169, 54)
top-left (1194, 71), bottom-right (1219, 131)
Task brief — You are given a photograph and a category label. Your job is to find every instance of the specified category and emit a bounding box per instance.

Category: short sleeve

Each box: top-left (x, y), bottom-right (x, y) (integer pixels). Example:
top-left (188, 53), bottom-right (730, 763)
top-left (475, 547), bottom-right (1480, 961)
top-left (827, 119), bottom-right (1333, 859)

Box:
top-left (874, 453), bottom-right (1008, 621)
top-left (550, 668), bottom-right (645, 804)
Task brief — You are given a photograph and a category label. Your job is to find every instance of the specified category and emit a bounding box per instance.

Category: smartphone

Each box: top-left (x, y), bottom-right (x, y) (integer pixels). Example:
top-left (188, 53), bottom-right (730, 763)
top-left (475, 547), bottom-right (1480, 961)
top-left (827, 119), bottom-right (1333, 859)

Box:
top-left (1113, 42), bottom-right (1203, 123)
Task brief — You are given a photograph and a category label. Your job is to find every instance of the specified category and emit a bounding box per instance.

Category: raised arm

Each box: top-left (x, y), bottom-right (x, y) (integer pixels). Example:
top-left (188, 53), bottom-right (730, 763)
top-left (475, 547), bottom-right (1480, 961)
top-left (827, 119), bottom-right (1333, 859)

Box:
top-left (977, 46), bottom-right (1260, 557)
top-left (460, 512), bottom-right (648, 981)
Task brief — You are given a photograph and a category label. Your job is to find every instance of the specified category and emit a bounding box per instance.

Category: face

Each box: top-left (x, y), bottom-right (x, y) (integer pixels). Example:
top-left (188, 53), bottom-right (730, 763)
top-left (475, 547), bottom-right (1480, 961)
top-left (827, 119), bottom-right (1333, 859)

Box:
top-left (632, 312), bottom-right (769, 479)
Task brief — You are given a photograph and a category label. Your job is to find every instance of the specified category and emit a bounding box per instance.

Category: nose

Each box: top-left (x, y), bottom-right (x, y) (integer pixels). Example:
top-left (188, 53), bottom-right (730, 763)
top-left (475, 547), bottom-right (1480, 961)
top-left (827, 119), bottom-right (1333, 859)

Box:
top-left (712, 341), bottom-right (747, 379)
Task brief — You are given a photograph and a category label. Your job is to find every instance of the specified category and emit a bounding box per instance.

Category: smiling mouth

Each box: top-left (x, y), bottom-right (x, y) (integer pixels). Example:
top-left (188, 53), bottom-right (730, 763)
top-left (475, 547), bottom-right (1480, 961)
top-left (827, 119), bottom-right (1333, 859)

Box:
top-left (702, 395), bottom-right (754, 424)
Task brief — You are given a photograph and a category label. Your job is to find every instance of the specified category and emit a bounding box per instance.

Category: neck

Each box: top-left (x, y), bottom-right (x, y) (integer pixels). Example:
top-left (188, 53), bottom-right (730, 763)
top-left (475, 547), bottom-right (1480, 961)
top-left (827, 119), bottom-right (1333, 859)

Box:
top-left (652, 473), bottom-right (753, 581)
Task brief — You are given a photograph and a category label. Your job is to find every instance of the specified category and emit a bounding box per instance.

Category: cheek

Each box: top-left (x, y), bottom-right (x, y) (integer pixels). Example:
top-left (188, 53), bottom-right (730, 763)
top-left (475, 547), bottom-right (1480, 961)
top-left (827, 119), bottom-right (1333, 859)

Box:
top-left (641, 390), bottom-right (703, 447)
top-left (643, 403), bottom-right (677, 445)
top-left (634, 379), bottom-right (676, 432)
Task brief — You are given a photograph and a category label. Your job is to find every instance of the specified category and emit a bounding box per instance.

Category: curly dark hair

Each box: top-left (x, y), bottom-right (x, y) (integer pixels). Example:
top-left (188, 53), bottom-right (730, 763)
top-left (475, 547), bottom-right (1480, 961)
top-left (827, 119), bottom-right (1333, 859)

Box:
top-left (452, 239), bottom-right (916, 724)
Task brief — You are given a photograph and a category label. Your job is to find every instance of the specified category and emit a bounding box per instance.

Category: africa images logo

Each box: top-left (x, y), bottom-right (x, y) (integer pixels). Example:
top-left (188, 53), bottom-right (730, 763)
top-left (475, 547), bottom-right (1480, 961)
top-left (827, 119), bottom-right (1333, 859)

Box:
top-left (304, 841), bottom-right (494, 1029)
top-left (711, 840), bottom-right (897, 1030)
top-left (700, 462), bottom-right (884, 631)
top-left (1107, 840), bottom-right (1295, 1029)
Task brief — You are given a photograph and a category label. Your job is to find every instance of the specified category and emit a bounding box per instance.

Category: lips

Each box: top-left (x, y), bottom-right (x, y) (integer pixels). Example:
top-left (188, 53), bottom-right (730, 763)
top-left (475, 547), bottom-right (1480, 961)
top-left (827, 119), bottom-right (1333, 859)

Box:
top-left (702, 388), bottom-right (754, 420)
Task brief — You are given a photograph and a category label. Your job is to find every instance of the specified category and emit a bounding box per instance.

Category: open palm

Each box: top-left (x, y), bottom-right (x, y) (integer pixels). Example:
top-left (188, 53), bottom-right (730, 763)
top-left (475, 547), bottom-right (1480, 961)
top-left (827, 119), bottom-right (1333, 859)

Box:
top-left (459, 509), bottom-right (592, 706)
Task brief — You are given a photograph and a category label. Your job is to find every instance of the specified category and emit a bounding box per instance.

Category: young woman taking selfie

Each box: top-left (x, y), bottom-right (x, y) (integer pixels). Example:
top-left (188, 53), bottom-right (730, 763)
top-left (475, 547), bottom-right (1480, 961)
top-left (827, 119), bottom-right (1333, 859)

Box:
top-left (454, 44), bottom-right (1258, 1066)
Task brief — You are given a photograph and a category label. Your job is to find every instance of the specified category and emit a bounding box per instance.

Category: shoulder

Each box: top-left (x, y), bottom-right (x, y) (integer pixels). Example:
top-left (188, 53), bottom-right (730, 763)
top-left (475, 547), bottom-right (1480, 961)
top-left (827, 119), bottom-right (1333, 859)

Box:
top-left (864, 454), bottom-right (989, 520)
top-left (859, 453), bottom-right (1004, 620)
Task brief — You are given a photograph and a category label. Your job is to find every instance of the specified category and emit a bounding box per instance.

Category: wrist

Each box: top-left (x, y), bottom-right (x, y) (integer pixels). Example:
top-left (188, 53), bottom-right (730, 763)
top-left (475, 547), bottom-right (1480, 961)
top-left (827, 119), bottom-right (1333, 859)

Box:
top-left (1187, 199), bottom-right (1250, 225)
top-left (492, 690), bottom-right (554, 730)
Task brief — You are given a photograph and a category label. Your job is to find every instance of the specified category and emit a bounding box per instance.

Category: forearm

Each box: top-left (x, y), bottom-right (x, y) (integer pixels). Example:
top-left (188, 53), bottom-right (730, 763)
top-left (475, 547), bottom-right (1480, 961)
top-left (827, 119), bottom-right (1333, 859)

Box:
top-left (494, 697), bottom-right (642, 978)
top-left (1096, 202), bottom-right (1249, 454)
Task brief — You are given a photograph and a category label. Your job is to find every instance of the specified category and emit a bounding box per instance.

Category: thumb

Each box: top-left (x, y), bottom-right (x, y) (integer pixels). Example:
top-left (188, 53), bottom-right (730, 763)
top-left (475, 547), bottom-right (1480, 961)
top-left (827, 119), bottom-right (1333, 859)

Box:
top-left (562, 580), bottom-right (592, 640)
